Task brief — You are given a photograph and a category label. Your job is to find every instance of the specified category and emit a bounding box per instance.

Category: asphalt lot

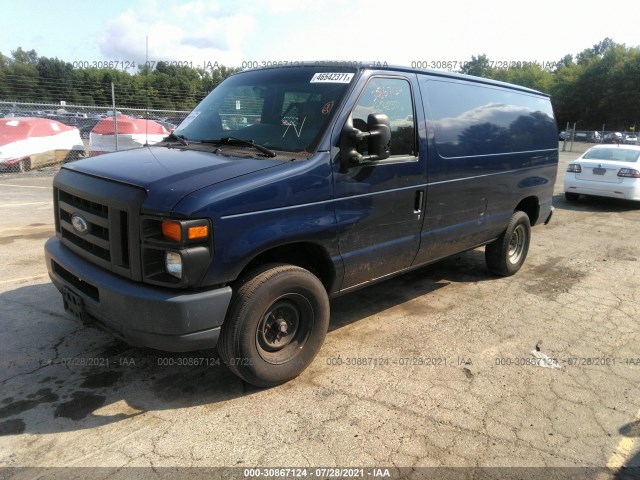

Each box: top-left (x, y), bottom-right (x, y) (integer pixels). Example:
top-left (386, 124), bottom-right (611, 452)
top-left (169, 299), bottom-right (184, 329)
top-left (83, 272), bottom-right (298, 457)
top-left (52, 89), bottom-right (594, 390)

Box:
top-left (0, 143), bottom-right (639, 479)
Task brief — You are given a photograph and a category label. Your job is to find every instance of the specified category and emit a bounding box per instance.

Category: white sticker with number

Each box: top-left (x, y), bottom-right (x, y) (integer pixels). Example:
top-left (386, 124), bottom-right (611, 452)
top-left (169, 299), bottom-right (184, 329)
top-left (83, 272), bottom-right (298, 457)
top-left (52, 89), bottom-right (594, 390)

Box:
top-left (310, 73), bottom-right (354, 83)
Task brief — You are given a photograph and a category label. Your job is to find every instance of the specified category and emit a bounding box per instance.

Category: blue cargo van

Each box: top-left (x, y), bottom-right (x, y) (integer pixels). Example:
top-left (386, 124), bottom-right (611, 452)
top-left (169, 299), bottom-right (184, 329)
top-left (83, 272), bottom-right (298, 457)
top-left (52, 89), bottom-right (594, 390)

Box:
top-left (44, 64), bottom-right (558, 386)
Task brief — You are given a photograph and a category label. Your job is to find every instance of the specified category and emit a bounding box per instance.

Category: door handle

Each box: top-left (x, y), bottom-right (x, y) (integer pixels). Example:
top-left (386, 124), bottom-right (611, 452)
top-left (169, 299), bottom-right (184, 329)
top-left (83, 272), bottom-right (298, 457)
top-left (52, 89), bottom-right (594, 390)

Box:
top-left (414, 190), bottom-right (424, 214)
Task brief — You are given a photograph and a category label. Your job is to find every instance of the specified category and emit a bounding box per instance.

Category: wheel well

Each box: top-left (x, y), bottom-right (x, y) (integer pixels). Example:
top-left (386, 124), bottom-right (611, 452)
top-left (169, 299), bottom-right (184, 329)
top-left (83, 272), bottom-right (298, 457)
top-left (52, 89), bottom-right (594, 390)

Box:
top-left (515, 196), bottom-right (539, 225)
top-left (239, 242), bottom-right (335, 291)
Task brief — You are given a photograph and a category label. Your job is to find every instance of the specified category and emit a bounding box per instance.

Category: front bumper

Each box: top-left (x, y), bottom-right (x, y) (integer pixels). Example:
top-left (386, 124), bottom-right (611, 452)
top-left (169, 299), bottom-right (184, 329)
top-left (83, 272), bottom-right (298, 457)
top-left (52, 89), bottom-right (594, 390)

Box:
top-left (44, 236), bottom-right (232, 352)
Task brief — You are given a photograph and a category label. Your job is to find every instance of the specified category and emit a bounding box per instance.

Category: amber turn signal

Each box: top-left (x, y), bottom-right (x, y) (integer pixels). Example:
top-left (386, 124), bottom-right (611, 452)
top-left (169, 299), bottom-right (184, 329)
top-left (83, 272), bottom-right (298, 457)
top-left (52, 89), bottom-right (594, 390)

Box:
top-left (188, 225), bottom-right (209, 240)
top-left (161, 220), bottom-right (182, 242)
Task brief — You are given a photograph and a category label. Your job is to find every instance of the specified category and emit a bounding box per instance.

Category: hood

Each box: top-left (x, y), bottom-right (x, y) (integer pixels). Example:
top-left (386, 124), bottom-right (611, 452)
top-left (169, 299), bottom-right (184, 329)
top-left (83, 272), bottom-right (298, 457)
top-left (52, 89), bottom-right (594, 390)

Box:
top-left (62, 146), bottom-right (283, 212)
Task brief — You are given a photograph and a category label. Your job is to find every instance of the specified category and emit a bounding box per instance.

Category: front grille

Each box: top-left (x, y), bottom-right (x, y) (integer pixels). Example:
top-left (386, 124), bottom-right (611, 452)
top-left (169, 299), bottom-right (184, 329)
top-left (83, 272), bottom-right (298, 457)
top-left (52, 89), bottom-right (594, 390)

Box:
top-left (58, 190), bottom-right (112, 262)
top-left (55, 184), bottom-right (136, 278)
top-left (53, 169), bottom-right (146, 281)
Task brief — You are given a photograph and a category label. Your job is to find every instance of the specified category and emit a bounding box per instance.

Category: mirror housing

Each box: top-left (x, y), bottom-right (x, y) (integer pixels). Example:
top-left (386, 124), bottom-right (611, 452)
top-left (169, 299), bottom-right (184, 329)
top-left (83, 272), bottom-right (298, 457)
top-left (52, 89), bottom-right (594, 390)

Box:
top-left (340, 113), bottom-right (391, 172)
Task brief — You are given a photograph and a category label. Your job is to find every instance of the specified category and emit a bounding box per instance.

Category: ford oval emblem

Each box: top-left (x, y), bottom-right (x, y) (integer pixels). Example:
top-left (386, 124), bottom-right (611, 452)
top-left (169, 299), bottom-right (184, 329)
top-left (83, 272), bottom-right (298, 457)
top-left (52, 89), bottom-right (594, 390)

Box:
top-left (71, 214), bottom-right (89, 235)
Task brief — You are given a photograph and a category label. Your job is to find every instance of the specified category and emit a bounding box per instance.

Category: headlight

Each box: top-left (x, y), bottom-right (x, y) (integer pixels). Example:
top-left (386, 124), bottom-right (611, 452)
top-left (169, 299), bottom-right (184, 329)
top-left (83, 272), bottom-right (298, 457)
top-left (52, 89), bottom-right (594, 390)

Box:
top-left (165, 251), bottom-right (183, 279)
top-left (141, 217), bottom-right (213, 287)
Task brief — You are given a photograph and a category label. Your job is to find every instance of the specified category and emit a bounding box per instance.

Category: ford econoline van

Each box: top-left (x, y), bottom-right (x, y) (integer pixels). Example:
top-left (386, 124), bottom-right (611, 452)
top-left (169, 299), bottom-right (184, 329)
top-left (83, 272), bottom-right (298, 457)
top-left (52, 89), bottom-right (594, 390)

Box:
top-left (45, 63), bottom-right (558, 386)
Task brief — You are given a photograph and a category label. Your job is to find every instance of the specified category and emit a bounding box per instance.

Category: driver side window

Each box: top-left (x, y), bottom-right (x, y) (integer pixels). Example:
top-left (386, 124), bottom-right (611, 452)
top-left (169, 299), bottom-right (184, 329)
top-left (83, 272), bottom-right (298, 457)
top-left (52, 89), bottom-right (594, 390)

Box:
top-left (352, 77), bottom-right (416, 157)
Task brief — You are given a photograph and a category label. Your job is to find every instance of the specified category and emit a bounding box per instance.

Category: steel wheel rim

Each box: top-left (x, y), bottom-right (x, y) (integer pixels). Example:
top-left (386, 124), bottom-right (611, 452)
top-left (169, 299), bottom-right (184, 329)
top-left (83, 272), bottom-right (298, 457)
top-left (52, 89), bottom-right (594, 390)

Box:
top-left (508, 224), bottom-right (526, 264)
top-left (256, 294), bottom-right (313, 364)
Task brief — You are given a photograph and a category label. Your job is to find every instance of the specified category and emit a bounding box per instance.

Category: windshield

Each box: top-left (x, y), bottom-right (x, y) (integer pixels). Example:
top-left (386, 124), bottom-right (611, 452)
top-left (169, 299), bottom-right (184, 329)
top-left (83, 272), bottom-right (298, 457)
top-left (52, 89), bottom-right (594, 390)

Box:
top-left (583, 148), bottom-right (640, 162)
top-left (174, 67), bottom-right (357, 154)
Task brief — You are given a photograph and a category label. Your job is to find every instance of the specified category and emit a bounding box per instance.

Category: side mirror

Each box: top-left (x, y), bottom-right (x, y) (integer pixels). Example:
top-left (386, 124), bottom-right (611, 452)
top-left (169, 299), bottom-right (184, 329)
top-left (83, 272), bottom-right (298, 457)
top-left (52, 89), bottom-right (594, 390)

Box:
top-left (366, 113), bottom-right (391, 160)
top-left (340, 113), bottom-right (391, 172)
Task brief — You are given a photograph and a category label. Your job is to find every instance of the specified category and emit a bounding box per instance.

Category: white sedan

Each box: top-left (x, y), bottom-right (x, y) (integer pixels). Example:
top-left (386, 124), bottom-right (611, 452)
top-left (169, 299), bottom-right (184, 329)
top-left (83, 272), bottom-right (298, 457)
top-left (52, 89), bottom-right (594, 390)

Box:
top-left (564, 145), bottom-right (640, 201)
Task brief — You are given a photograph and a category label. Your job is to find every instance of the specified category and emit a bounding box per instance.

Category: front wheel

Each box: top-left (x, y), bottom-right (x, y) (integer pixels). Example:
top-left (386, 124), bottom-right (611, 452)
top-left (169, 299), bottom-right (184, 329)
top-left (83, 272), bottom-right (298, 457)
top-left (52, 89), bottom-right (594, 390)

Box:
top-left (485, 211), bottom-right (531, 276)
top-left (218, 264), bottom-right (330, 387)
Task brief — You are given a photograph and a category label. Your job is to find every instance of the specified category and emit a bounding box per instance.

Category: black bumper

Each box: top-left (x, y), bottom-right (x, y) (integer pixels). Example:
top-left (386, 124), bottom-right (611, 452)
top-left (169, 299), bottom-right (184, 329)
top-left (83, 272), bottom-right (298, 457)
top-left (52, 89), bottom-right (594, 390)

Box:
top-left (44, 237), bottom-right (232, 352)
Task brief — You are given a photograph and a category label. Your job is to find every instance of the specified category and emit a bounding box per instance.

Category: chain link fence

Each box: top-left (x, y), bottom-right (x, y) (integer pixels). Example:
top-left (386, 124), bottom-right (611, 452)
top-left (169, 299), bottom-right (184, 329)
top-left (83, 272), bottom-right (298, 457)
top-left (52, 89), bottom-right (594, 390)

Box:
top-left (3, 100), bottom-right (639, 176)
top-left (560, 125), bottom-right (638, 152)
top-left (0, 101), bottom-right (190, 175)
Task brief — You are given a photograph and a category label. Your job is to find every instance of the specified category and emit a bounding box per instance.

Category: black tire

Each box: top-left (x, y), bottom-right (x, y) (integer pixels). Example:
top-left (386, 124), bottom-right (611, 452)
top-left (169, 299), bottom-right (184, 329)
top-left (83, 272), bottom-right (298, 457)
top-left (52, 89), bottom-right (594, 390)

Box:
top-left (219, 264), bottom-right (330, 387)
top-left (18, 158), bottom-right (31, 173)
top-left (485, 211), bottom-right (531, 276)
top-left (565, 192), bottom-right (580, 201)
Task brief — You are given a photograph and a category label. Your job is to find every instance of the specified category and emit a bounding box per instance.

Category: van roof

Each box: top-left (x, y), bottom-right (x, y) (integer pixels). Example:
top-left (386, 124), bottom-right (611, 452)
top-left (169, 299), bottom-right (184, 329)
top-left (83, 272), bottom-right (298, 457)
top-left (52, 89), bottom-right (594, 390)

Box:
top-left (240, 61), bottom-right (549, 97)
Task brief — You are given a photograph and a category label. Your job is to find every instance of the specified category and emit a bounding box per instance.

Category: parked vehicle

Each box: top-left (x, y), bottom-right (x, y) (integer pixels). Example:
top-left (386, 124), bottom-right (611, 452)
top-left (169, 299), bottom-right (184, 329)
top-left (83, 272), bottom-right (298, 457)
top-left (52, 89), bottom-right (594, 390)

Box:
top-left (89, 115), bottom-right (169, 155)
top-left (623, 133), bottom-right (638, 145)
top-left (572, 131), bottom-right (601, 143)
top-left (155, 119), bottom-right (177, 133)
top-left (77, 117), bottom-right (104, 139)
top-left (0, 117), bottom-right (84, 172)
top-left (603, 132), bottom-right (623, 144)
top-left (47, 114), bottom-right (79, 127)
top-left (45, 64), bottom-right (558, 386)
top-left (564, 145), bottom-right (640, 201)
top-left (3, 110), bottom-right (41, 118)
top-left (574, 132), bottom-right (588, 141)
top-left (166, 114), bottom-right (189, 125)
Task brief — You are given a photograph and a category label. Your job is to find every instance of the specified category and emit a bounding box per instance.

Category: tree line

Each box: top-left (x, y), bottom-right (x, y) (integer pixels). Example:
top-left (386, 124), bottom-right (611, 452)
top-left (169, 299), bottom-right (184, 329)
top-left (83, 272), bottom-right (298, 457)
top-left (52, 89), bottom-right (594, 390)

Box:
top-left (460, 38), bottom-right (639, 131)
top-left (0, 47), bottom-right (241, 111)
top-left (1, 38), bottom-right (639, 130)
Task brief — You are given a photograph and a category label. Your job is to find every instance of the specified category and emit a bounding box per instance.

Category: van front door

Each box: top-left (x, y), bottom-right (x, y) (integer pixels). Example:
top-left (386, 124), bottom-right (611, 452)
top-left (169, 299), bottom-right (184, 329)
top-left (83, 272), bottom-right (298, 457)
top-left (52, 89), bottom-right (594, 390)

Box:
top-left (333, 75), bottom-right (426, 291)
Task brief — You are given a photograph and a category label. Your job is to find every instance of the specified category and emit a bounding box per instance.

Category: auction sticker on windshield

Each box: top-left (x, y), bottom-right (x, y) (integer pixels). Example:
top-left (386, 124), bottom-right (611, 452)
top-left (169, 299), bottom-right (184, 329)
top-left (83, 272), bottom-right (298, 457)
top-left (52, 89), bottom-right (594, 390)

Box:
top-left (310, 73), bottom-right (354, 83)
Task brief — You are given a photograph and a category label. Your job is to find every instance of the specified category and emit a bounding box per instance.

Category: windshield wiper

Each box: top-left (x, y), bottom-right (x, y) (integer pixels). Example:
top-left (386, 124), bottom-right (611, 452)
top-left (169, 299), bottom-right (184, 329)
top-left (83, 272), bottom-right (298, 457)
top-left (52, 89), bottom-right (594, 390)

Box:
top-left (201, 137), bottom-right (276, 158)
top-left (166, 132), bottom-right (189, 146)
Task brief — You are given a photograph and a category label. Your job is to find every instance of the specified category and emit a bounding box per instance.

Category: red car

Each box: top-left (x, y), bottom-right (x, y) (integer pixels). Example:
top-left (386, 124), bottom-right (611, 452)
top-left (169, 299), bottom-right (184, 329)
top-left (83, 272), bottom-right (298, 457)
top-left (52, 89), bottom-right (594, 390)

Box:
top-left (89, 115), bottom-right (169, 156)
top-left (0, 117), bottom-right (84, 172)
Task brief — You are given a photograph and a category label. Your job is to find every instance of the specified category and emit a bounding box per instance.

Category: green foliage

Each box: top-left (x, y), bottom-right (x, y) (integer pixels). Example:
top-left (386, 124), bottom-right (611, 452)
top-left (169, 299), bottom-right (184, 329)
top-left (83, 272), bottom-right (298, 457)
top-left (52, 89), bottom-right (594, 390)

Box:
top-left (1, 40), bottom-right (638, 130)
top-left (490, 64), bottom-right (554, 93)
top-left (460, 54), bottom-right (493, 78)
top-left (460, 38), bottom-right (639, 131)
top-left (0, 49), bottom-right (240, 111)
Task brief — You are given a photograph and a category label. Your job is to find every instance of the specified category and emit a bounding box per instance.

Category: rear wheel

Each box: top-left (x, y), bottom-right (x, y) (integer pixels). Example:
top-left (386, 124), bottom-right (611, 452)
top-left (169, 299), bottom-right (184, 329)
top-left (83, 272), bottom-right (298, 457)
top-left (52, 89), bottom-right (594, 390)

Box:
top-left (219, 264), bottom-right (330, 387)
top-left (564, 192), bottom-right (580, 201)
top-left (485, 211), bottom-right (531, 276)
